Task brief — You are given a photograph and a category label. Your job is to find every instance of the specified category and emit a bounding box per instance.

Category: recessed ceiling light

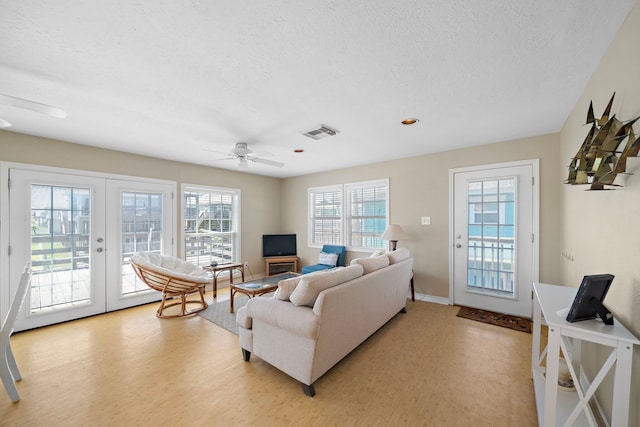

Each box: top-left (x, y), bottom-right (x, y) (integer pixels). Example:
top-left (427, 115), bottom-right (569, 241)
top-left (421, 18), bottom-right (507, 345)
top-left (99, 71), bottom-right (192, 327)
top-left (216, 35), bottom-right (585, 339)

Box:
top-left (294, 149), bottom-right (304, 153)
top-left (401, 118), bottom-right (419, 125)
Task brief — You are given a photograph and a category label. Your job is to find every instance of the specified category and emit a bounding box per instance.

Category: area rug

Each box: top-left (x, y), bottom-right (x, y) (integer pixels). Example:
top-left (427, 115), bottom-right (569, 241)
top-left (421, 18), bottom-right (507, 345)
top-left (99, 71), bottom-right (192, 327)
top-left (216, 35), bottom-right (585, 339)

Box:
top-left (197, 295), bottom-right (250, 335)
top-left (456, 306), bottom-right (532, 333)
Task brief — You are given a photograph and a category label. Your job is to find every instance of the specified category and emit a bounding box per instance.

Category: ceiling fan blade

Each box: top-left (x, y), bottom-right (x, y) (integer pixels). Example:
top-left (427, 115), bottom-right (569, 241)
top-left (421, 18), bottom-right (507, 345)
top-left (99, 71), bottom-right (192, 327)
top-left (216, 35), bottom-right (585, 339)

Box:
top-left (0, 94), bottom-right (67, 118)
top-left (250, 157), bottom-right (284, 167)
top-left (202, 148), bottom-right (235, 156)
top-left (196, 156), bottom-right (239, 166)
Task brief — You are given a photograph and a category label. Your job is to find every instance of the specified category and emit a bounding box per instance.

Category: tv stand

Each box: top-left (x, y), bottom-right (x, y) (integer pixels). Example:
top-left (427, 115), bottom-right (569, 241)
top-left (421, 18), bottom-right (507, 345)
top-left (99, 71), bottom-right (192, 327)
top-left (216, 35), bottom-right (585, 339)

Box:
top-left (264, 256), bottom-right (298, 276)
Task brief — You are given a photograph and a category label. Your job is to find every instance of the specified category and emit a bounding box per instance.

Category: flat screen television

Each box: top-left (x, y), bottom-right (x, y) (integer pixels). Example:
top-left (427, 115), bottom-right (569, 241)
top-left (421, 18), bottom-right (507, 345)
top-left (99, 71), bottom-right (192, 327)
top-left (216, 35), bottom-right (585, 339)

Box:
top-left (566, 274), bottom-right (614, 325)
top-left (262, 234), bottom-right (297, 257)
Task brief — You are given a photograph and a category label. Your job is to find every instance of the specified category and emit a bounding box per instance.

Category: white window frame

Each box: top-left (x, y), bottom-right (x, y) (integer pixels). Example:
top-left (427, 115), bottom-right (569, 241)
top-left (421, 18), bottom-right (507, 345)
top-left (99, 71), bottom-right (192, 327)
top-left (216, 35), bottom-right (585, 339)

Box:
top-left (181, 184), bottom-right (241, 266)
top-left (308, 184), bottom-right (343, 247)
top-left (308, 179), bottom-right (389, 251)
top-left (344, 179), bottom-right (389, 251)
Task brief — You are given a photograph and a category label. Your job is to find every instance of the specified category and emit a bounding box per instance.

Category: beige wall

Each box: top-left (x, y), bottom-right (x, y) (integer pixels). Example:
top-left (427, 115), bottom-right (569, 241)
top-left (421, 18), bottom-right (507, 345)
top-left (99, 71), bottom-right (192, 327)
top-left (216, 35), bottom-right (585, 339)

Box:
top-left (0, 131), bottom-right (282, 273)
top-left (560, 1), bottom-right (640, 422)
top-left (282, 132), bottom-right (561, 299)
top-left (4, 2), bottom-right (638, 415)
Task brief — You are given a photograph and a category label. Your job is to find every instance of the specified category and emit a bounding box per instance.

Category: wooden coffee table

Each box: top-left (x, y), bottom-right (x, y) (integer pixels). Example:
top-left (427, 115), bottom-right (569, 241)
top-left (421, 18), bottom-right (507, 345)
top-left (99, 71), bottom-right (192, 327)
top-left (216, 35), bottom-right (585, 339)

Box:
top-left (229, 272), bottom-right (298, 313)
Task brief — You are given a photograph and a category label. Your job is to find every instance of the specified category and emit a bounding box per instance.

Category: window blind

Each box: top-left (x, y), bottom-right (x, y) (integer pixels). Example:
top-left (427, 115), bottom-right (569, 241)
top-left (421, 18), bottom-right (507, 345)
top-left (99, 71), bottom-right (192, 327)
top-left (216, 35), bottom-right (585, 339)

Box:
top-left (345, 180), bottom-right (388, 250)
top-left (309, 186), bottom-right (343, 246)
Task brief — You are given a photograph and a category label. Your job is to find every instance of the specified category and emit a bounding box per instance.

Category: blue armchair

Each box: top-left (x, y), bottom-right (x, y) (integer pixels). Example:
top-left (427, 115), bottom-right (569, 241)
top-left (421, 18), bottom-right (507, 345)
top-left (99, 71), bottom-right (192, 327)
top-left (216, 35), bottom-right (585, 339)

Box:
top-left (301, 245), bottom-right (346, 274)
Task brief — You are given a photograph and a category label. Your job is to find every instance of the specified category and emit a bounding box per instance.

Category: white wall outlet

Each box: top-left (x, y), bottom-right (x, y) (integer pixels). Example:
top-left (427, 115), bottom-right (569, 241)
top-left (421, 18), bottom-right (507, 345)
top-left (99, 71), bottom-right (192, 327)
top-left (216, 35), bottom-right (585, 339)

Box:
top-left (244, 261), bottom-right (249, 268)
top-left (421, 216), bottom-right (431, 225)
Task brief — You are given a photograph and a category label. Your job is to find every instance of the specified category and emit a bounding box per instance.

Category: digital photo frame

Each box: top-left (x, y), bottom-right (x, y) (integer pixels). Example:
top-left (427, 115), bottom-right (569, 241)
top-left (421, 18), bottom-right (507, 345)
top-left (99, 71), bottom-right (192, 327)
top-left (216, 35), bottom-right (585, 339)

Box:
top-left (566, 274), bottom-right (615, 325)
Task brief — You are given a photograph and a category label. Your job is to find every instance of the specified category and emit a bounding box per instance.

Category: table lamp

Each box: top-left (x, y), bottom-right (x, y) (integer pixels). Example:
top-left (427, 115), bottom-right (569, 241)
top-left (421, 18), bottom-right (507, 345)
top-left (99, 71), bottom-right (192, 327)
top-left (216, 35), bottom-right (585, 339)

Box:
top-left (381, 224), bottom-right (406, 251)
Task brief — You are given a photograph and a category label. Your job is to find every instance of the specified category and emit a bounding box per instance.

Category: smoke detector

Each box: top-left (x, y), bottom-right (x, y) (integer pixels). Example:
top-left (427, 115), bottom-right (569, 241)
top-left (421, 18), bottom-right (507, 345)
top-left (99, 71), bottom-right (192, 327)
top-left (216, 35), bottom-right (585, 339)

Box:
top-left (302, 124), bottom-right (339, 140)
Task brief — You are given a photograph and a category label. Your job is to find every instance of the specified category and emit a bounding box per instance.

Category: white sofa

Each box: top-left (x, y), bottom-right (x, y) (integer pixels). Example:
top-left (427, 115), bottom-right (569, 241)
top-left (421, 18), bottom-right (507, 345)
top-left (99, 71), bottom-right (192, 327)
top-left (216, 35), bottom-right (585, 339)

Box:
top-left (236, 248), bottom-right (413, 397)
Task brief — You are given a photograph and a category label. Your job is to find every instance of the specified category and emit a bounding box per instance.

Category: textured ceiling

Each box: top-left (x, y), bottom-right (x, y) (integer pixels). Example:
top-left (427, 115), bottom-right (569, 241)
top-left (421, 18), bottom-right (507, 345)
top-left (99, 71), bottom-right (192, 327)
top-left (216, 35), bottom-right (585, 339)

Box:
top-left (0, 1), bottom-right (636, 177)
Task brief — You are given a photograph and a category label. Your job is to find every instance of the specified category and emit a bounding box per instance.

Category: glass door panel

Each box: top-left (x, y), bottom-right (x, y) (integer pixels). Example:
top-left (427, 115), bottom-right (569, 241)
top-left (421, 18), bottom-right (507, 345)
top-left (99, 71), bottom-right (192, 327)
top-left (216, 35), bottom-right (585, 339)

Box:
top-left (30, 184), bottom-right (92, 311)
top-left (466, 178), bottom-right (516, 296)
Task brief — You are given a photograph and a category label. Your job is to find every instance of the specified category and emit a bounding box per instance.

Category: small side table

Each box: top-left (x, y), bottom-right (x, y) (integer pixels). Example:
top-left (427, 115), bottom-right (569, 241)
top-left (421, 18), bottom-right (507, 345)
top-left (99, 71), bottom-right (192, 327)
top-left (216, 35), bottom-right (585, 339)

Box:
top-left (202, 263), bottom-right (244, 299)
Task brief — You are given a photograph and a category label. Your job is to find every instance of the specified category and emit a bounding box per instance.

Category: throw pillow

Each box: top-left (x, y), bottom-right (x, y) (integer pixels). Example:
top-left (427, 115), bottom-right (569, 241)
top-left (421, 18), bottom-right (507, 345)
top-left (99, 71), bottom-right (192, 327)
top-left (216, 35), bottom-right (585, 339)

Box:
top-left (350, 254), bottom-right (390, 274)
top-left (370, 249), bottom-right (385, 257)
top-left (317, 251), bottom-right (339, 266)
top-left (274, 275), bottom-right (304, 301)
top-left (290, 264), bottom-right (364, 307)
top-left (387, 247), bottom-right (410, 264)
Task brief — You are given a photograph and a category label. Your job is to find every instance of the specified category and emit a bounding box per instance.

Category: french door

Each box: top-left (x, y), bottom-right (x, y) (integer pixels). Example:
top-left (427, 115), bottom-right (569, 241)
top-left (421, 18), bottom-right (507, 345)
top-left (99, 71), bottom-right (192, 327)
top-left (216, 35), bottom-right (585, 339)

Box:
top-left (449, 160), bottom-right (539, 318)
top-left (5, 166), bottom-right (175, 331)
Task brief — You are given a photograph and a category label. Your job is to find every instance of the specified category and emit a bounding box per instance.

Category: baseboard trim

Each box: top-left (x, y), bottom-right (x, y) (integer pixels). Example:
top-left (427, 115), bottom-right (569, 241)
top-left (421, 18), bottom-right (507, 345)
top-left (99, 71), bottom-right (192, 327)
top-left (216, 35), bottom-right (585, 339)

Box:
top-left (411, 292), bottom-right (450, 305)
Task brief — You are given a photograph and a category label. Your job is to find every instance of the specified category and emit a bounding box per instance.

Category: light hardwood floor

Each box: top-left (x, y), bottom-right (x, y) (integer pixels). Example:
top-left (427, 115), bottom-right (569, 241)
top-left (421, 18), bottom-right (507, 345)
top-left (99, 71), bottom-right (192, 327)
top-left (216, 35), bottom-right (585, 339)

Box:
top-left (1, 292), bottom-right (537, 427)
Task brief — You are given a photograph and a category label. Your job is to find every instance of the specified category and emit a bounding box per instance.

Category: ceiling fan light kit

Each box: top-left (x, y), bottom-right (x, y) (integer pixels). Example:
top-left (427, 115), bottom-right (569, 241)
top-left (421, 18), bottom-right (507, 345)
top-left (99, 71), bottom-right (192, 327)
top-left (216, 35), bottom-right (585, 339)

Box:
top-left (206, 142), bottom-right (285, 169)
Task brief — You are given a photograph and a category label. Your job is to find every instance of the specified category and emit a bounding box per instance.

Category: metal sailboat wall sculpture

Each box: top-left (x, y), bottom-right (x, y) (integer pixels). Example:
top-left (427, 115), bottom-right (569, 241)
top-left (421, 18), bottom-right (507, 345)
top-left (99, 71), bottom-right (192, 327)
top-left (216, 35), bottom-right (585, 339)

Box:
top-left (567, 93), bottom-right (640, 190)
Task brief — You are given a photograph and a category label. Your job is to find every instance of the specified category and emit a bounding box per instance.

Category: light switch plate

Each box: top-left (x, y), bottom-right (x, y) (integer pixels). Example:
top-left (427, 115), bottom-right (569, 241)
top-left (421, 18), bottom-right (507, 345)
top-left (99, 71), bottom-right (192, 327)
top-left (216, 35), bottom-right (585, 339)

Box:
top-left (421, 216), bottom-right (431, 225)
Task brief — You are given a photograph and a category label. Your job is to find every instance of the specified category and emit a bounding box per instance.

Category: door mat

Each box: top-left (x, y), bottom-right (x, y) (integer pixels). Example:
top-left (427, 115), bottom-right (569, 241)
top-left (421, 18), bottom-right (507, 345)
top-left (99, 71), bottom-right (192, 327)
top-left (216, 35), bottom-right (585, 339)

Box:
top-left (456, 306), bottom-right (532, 333)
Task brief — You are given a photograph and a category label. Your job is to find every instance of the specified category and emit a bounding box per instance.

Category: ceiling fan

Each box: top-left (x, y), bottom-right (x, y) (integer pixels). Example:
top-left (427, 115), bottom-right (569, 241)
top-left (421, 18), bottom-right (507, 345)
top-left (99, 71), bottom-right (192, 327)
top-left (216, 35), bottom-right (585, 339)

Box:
top-left (207, 142), bottom-right (284, 169)
top-left (0, 94), bottom-right (68, 128)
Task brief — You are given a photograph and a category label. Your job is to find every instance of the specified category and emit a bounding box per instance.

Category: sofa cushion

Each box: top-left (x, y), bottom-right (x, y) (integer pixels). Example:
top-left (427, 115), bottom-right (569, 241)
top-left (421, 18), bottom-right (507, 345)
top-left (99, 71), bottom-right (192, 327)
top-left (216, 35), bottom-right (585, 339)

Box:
top-left (301, 264), bottom-right (334, 274)
top-left (290, 264), bottom-right (364, 307)
top-left (350, 254), bottom-right (389, 274)
top-left (131, 252), bottom-right (210, 283)
top-left (387, 247), bottom-right (410, 264)
top-left (370, 249), bottom-right (385, 257)
top-left (317, 251), bottom-right (339, 267)
top-left (274, 275), bottom-right (304, 301)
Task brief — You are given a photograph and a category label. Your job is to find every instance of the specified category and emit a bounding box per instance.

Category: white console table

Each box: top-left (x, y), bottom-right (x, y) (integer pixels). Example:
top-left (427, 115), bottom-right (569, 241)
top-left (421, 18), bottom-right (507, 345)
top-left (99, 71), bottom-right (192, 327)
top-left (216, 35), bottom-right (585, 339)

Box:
top-left (532, 282), bottom-right (639, 427)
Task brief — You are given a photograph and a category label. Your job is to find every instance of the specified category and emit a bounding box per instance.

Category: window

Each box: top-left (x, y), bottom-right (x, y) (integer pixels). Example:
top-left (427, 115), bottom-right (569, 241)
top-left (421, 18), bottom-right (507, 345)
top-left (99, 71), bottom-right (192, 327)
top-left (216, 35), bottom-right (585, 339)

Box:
top-left (308, 185), bottom-right (342, 246)
top-left (182, 185), bottom-right (240, 267)
top-left (308, 179), bottom-right (388, 250)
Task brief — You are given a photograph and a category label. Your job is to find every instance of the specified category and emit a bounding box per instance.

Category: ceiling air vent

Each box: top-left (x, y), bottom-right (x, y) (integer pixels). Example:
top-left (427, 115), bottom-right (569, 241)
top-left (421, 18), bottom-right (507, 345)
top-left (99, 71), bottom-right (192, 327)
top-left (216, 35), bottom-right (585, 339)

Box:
top-left (302, 124), bottom-right (339, 140)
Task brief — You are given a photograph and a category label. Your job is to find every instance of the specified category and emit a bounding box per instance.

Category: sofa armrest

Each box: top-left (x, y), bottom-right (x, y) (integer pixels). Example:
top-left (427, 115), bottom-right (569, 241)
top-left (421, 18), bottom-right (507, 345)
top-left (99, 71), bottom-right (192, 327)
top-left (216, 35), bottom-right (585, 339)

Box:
top-left (236, 306), bottom-right (252, 329)
top-left (240, 297), bottom-right (321, 339)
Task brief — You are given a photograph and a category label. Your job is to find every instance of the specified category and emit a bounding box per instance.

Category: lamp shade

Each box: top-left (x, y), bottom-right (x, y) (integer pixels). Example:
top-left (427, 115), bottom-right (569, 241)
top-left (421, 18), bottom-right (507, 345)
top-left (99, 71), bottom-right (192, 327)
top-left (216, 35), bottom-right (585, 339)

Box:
top-left (381, 224), bottom-right (407, 242)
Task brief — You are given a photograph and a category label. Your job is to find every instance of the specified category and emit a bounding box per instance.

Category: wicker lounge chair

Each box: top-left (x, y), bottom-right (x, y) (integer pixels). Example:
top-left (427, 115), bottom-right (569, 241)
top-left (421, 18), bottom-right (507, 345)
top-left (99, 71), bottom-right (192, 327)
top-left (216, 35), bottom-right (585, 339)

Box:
top-left (131, 252), bottom-right (209, 318)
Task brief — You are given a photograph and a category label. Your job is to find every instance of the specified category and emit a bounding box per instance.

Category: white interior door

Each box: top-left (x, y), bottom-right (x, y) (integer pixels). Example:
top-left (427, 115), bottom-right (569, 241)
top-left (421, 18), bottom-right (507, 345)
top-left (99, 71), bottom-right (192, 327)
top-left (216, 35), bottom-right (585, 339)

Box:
top-left (5, 166), bottom-right (175, 331)
top-left (450, 160), bottom-right (539, 318)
